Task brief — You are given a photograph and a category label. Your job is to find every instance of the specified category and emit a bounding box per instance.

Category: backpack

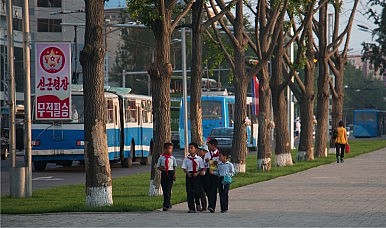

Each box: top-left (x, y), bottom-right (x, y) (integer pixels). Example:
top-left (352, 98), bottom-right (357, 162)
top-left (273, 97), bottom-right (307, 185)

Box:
top-left (222, 175), bottom-right (233, 185)
top-left (332, 129), bottom-right (338, 139)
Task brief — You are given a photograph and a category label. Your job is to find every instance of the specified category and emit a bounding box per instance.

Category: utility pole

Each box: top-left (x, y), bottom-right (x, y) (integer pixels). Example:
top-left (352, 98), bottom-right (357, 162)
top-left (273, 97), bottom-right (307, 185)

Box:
top-left (181, 28), bottom-right (188, 156)
top-left (60, 23), bottom-right (84, 84)
top-left (51, 8), bottom-right (85, 84)
top-left (73, 25), bottom-right (78, 83)
top-left (23, 0), bottom-right (32, 197)
top-left (7, 0), bottom-right (24, 198)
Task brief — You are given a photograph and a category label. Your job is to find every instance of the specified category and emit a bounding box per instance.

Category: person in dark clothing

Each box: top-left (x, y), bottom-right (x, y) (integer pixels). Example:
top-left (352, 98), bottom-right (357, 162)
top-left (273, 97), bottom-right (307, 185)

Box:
top-left (182, 142), bottom-right (204, 213)
top-left (205, 138), bottom-right (220, 213)
top-left (157, 142), bottom-right (177, 211)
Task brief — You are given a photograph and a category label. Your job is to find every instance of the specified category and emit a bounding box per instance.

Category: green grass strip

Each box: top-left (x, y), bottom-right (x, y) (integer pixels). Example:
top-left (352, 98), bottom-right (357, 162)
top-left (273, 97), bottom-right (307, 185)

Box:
top-left (1, 139), bottom-right (386, 214)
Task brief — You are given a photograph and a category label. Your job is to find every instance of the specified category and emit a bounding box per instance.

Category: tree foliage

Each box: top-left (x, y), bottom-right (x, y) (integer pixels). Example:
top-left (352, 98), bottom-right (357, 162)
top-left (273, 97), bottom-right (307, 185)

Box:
top-left (361, 0), bottom-right (386, 74)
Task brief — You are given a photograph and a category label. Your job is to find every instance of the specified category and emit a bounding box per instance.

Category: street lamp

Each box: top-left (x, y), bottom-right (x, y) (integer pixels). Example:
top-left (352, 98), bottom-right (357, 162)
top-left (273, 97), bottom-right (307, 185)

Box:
top-left (357, 24), bottom-right (386, 39)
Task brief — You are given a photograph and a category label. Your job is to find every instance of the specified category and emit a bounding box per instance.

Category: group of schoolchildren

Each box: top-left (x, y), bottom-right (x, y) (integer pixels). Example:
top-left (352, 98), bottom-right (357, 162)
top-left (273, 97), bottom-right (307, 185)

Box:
top-left (157, 139), bottom-right (235, 213)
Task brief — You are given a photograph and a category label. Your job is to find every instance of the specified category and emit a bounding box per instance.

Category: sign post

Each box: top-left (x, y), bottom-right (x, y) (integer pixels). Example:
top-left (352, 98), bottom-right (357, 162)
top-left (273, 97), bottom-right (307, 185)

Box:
top-left (35, 43), bottom-right (71, 120)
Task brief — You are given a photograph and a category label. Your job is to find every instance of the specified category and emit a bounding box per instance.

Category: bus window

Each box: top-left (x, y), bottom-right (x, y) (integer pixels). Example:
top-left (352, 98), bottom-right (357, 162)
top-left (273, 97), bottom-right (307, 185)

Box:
top-left (114, 106), bottom-right (118, 125)
top-left (71, 95), bottom-right (84, 123)
top-left (228, 103), bottom-right (235, 127)
top-left (107, 99), bottom-right (114, 123)
top-left (125, 99), bottom-right (137, 123)
top-left (202, 101), bottom-right (222, 119)
top-left (142, 100), bottom-right (152, 123)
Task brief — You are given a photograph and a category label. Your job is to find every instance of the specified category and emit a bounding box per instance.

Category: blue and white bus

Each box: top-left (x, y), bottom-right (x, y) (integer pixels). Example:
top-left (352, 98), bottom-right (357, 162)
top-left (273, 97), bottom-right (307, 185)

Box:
top-left (31, 86), bottom-right (153, 171)
top-left (178, 94), bottom-right (258, 150)
top-left (353, 109), bottom-right (386, 138)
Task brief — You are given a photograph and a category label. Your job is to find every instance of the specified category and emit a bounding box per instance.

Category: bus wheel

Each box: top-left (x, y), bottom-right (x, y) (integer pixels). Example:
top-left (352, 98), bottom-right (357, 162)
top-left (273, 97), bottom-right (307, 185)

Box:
top-left (140, 157), bottom-right (151, 165)
top-left (34, 161), bottom-right (47, 171)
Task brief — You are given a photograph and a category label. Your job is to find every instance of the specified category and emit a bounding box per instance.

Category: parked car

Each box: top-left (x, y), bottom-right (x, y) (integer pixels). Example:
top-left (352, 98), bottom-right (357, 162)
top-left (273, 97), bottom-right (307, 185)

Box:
top-left (207, 127), bottom-right (234, 153)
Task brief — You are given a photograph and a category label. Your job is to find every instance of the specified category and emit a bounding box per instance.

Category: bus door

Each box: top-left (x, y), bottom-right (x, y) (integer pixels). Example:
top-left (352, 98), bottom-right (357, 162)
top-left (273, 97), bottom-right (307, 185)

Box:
top-left (123, 98), bottom-right (138, 159)
top-left (106, 98), bottom-right (120, 159)
top-left (136, 99), bottom-right (143, 157)
top-left (140, 100), bottom-right (152, 157)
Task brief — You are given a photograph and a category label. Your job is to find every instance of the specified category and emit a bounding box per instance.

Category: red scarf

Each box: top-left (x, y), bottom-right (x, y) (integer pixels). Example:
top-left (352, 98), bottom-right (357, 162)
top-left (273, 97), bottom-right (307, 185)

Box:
top-left (210, 150), bottom-right (219, 160)
top-left (163, 153), bottom-right (171, 175)
top-left (188, 155), bottom-right (197, 173)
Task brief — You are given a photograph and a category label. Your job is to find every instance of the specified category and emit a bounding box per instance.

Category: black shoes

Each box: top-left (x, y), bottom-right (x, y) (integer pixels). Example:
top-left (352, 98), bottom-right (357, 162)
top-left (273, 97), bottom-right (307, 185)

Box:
top-left (162, 207), bottom-right (168, 211)
top-left (188, 210), bottom-right (196, 213)
top-left (221, 209), bottom-right (228, 213)
top-left (208, 208), bottom-right (215, 213)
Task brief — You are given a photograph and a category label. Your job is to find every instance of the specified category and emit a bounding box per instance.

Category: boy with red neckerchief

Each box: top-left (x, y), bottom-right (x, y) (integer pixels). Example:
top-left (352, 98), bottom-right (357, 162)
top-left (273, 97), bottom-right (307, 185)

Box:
top-left (182, 142), bottom-right (204, 213)
top-left (205, 138), bottom-right (220, 213)
top-left (157, 142), bottom-right (177, 211)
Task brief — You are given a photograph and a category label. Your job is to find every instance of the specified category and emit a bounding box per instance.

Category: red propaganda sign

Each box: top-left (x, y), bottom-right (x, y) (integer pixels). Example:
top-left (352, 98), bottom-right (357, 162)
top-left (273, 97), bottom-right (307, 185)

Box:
top-left (35, 43), bottom-right (71, 120)
top-left (251, 76), bottom-right (259, 116)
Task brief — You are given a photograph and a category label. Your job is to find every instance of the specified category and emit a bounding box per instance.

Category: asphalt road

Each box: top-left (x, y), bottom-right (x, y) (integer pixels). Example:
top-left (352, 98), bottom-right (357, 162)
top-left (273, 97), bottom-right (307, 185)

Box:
top-left (1, 149), bottom-right (186, 196)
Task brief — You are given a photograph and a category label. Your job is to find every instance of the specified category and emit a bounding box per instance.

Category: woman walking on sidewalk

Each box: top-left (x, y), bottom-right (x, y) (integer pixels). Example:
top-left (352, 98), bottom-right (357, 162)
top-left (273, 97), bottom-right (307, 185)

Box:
top-left (335, 120), bottom-right (348, 163)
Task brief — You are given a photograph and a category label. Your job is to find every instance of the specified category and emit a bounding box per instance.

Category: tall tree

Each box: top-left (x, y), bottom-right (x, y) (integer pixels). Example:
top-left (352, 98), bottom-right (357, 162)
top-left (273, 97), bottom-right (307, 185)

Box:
top-left (211, 0), bottom-right (288, 171)
top-left (79, 0), bottom-right (113, 207)
top-left (287, 1), bottom-right (318, 161)
top-left (254, 0), bottom-right (288, 170)
top-left (208, 0), bottom-right (255, 172)
top-left (314, 0), bottom-right (358, 157)
top-left (190, 0), bottom-right (205, 146)
top-left (329, 0), bottom-right (359, 136)
top-left (314, 0), bottom-right (329, 158)
top-left (128, 0), bottom-right (194, 196)
top-left (190, 0), bottom-right (233, 146)
top-left (270, 19), bottom-right (292, 167)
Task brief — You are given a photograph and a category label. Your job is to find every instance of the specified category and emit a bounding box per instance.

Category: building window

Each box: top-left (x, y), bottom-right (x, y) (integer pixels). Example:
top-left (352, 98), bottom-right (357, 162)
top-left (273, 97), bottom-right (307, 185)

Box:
top-left (13, 18), bottom-right (22, 31)
top-left (37, 0), bottom-right (62, 7)
top-left (13, 0), bottom-right (23, 7)
top-left (37, 19), bottom-right (62, 32)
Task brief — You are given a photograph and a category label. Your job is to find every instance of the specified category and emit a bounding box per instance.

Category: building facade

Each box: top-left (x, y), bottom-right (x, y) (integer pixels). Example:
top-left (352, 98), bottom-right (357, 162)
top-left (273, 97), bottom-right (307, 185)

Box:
top-left (1, 0), bottom-right (126, 109)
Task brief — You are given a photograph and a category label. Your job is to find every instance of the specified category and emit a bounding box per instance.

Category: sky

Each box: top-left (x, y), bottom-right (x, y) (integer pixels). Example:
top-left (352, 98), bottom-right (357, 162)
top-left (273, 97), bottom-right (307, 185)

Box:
top-left (101, 0), bottom-right (376, 55)
top-left (343, 0), bottom-right (382, 55)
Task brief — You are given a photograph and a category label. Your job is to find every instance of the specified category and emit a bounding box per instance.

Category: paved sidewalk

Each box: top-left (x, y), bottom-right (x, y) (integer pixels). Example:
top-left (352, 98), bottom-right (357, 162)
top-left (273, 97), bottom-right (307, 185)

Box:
top-left (2, 147), bottom-right (386, 227)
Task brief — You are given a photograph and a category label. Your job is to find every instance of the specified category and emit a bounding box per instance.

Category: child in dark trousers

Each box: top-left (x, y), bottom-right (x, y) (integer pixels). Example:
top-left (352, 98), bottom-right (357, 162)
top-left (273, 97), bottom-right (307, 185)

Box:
top-left (182, 142), bottom-right (204, 213)
top-left (205, 138), bottom-right (220, 213)
top-left (195, 145), bottom-right (209, 212)
top-left (157, 142), bottom-right (177, 211)
top-left (215, 151), bottom-right (235, 213)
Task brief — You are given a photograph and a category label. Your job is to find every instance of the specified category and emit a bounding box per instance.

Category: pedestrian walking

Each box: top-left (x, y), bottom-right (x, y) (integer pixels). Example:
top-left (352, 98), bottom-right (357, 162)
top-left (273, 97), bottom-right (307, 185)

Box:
top-left (215, 151), bottom-right (235, 213)
top-left (195, 145), bottom-right (209, 212)
top-left (335, 120), bottom-right (348, 163)
top-left (182, 142), bottom-right (205, 213)
top-left (205, 138), bottom-right (220, 213)
top-left (295, 117), bottom-right (301, 140)
top-left (157, 142), bottom-right (177, 211)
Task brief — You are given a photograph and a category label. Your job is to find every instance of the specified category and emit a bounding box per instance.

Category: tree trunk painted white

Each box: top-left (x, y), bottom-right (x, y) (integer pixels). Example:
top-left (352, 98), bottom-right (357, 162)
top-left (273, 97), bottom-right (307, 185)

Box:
top-left (233, 162), bottom-right (245, 173)
top-left (148, 180), bottom-right (163, 196)
top-left (275, 153), bottom-right (293, 167)
top-left (86, 186), bottom-right (113, 207)
top-left (148, 170), bottom-right (162, 196)
top-left (257, 157), bottom-right (271, 172)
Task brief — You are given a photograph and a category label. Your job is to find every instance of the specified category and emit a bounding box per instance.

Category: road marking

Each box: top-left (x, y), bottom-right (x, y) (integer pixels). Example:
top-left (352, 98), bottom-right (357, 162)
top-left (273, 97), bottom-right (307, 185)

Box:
top-left (33, 176), bottom-right (64, 181)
